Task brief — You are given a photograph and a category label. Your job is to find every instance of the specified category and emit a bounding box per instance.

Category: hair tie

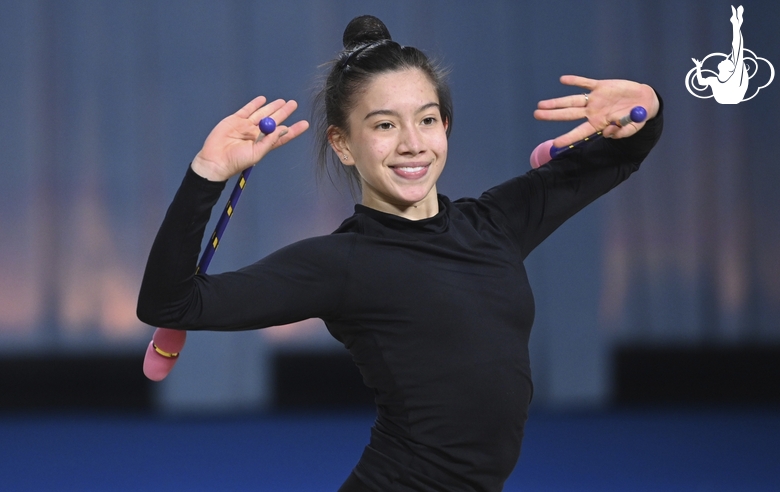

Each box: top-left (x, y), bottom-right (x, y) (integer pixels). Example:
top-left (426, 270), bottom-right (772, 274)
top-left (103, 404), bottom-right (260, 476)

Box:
top-left (340, 39), bottom-right (391, 69)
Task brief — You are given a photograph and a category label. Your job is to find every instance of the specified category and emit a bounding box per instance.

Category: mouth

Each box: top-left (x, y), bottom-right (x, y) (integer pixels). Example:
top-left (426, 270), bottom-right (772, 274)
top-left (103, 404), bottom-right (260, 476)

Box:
top-left (389, 163), bottom-right (430, 179)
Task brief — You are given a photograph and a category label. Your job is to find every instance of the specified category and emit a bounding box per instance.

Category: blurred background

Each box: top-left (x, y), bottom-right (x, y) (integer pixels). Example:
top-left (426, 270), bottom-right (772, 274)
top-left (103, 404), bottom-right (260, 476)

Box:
top-left (0, 0), bottom-right (778, 490)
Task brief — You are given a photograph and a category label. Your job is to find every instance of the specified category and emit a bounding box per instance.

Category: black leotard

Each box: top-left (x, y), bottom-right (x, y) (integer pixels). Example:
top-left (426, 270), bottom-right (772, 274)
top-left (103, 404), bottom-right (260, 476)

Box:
top-left (138, 104), bottom-right (662, 491)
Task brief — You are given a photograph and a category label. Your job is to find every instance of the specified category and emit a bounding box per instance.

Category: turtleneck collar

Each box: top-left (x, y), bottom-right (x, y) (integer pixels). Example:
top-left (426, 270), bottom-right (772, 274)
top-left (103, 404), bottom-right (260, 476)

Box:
top-left (353, 195), bottom-right (451, 234)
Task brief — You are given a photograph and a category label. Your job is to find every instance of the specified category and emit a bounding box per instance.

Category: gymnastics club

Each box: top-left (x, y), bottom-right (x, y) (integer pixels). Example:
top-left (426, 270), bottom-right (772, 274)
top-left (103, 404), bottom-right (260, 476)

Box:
top-left (529, 106), bottom-right (647, 169)
top-left (142, 116), bottom-right (277, 382)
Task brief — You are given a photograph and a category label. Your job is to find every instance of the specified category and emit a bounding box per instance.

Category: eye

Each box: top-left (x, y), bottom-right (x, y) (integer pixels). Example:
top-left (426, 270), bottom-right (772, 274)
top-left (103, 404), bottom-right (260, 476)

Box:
top-left (421, 117), bottom-right (437, 126)
top-left (376, 122), bottom-right (394, 130)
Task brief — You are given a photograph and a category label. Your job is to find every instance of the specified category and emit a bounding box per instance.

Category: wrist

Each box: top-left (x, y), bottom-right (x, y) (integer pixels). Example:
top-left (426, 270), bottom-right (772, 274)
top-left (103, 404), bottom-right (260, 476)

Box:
top-left (191, 154), bottom-right (229, 182)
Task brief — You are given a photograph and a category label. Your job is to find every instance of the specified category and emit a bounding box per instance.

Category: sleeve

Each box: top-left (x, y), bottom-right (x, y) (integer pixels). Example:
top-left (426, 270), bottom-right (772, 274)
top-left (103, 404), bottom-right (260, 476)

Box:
top-left (481, 95), bottom-right (664, 259)
top-left (136, 166), bottom-right (351, 331)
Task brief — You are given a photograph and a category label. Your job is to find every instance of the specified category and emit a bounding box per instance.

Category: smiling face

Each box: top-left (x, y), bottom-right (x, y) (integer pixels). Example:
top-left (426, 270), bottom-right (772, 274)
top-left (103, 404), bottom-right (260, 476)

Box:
top-left (330, 69), bottom-right (449, 220)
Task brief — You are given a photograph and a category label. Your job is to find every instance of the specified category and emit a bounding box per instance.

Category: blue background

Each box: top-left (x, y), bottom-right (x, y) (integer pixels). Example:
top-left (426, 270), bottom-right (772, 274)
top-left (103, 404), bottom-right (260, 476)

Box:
top-left (0, 1), bottom-right (778, 489)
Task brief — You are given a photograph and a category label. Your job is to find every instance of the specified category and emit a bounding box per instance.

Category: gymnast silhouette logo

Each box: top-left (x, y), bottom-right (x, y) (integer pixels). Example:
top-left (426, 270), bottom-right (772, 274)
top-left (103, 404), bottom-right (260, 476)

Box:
top-left (685, 5), bottom-right (774, 104)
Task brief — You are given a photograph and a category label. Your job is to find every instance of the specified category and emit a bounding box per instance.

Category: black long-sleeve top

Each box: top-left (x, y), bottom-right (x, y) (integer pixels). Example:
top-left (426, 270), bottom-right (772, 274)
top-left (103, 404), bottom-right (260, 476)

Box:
top-left (138, 106), bottom-right (662, 492)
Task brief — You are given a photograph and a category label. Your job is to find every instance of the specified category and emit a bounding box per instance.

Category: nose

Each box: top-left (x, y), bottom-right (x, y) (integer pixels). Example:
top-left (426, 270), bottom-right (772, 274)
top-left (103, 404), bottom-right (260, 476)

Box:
top-left (397, 124), bottom-right (424, 156)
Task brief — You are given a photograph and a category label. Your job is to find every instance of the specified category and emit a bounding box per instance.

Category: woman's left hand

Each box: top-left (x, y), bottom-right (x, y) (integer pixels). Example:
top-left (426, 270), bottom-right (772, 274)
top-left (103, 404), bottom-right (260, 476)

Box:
top-left (534, 75), bottom-right (660, 148)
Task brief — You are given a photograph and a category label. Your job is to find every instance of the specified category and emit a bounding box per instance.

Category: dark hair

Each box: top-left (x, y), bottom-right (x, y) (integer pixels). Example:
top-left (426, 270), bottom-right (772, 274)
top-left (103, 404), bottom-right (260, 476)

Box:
top-left (313, 15), bottom-right (453, 195)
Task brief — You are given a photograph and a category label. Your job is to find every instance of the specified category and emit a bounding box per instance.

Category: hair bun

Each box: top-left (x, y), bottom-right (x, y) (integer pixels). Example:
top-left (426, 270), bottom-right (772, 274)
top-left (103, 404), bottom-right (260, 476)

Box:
top-left (342, 15), bottom-right (392, 50)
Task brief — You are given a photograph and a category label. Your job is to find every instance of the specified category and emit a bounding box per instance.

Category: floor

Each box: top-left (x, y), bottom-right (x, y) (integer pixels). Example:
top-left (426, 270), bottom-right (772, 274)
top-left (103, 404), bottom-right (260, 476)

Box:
top-left (0, 408), bottom-right (777, 491)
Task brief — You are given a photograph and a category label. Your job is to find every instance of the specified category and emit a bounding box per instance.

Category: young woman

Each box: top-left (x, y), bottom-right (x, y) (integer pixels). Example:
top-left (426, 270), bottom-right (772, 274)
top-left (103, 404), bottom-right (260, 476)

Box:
top-left (137, 15), bottom-right (662, 492)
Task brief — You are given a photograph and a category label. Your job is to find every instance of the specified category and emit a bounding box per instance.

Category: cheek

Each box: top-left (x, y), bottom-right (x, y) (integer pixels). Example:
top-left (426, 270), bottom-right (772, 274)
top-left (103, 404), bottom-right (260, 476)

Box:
top-left (434, 136), bottom-right (448, 159)
top-left (351, 130), bottom-right (388, 159)
top-left (369, 141), bottom-right (391, 159)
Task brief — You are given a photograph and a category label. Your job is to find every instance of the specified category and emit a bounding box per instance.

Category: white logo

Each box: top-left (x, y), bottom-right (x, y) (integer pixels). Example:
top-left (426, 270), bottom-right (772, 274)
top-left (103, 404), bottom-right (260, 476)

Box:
top-left (685, 5), bottom-right (774, 104)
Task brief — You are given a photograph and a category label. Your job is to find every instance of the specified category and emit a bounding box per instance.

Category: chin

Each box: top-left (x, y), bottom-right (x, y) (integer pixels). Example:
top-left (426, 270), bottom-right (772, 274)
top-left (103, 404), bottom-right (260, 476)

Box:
top-left (395, 187), bottom-right (435, 206)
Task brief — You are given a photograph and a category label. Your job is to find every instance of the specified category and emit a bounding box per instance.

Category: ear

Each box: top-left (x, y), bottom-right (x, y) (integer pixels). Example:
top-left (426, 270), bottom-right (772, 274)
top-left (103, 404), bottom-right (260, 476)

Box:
top-left (327, 125), bottom-right (354, 166)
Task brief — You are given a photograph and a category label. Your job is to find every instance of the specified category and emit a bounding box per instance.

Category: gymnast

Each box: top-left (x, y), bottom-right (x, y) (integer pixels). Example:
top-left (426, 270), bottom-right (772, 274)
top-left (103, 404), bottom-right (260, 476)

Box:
top-left (137, 15), bottom-right (662, 492)
top-left (692, 5), bottom-right (748, 104)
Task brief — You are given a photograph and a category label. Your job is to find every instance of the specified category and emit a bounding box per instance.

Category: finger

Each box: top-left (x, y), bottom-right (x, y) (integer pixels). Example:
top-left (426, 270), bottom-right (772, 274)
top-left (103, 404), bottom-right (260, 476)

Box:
top-left (235, 96), bottom-right (268, 119)
top-left (551, 121), bottom-right (599, 148)
top-left (271, 120), bottom-right (310, 147)
top-left (247, 99), bottom-right (287, 125)
top-left (267, 99), bottom-right (301, 127)
top-left (252, 120), bottom-right (310, 159)
top-left (559, 75), bottom-right (598, 91)
top-left (248, 101), bottom-right (305, 149)
top-left (537, 93), bottom-right (589, 110)
top-left (534, 106), bottom-right (586, 121)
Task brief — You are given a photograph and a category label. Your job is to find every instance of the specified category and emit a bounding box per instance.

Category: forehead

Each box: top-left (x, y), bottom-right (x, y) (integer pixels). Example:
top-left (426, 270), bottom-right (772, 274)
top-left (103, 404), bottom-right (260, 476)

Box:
top-left (354, 69), bottom-right (438, 113)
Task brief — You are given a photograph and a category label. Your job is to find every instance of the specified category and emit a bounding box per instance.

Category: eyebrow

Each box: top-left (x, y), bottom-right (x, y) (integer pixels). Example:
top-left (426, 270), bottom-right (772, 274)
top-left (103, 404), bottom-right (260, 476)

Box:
top-left (363, 102), bottom-right (440, 121)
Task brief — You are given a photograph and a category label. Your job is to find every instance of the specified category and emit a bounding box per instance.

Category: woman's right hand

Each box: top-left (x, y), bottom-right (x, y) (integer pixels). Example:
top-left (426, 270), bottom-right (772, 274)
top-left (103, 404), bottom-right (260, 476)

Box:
top-left (191, 96), bottom-right (310, 182)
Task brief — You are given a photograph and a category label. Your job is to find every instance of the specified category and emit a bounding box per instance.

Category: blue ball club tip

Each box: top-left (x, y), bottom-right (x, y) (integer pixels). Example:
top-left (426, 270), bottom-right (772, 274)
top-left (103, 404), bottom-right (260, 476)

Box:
top-left (630, 106), bottom-right (647, 123)
top-left (259, 117), bottom-right (276, 135)
top-left (616, 106), bottom-right (648, 127)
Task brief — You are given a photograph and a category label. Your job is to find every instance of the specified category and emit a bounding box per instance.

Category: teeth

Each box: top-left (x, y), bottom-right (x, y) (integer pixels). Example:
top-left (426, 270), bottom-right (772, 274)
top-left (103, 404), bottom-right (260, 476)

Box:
top-left (397, 166), bottom-right (424, 172)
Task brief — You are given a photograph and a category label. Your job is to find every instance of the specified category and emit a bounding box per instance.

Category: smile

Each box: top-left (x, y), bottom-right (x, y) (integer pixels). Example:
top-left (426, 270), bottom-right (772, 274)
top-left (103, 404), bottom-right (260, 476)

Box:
top-left (390, 163), bottom-right (430, 179)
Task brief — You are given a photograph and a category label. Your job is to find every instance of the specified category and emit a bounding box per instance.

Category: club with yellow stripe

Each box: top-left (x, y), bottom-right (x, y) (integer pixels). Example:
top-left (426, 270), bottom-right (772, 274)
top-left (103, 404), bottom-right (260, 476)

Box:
top-left (530, 106), bottom-right (647, 169)
top-left (142, 117), bottom-right (277, 381)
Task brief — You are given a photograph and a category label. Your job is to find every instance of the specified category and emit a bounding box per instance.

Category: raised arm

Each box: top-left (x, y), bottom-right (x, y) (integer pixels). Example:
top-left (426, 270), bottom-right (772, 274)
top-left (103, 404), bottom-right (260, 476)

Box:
top-left (484, 76), bottom-right (663, 259)
top-left (691, 58), bottom-right (711, 87)
top-left (137, 97), bottom-right (319, 330)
